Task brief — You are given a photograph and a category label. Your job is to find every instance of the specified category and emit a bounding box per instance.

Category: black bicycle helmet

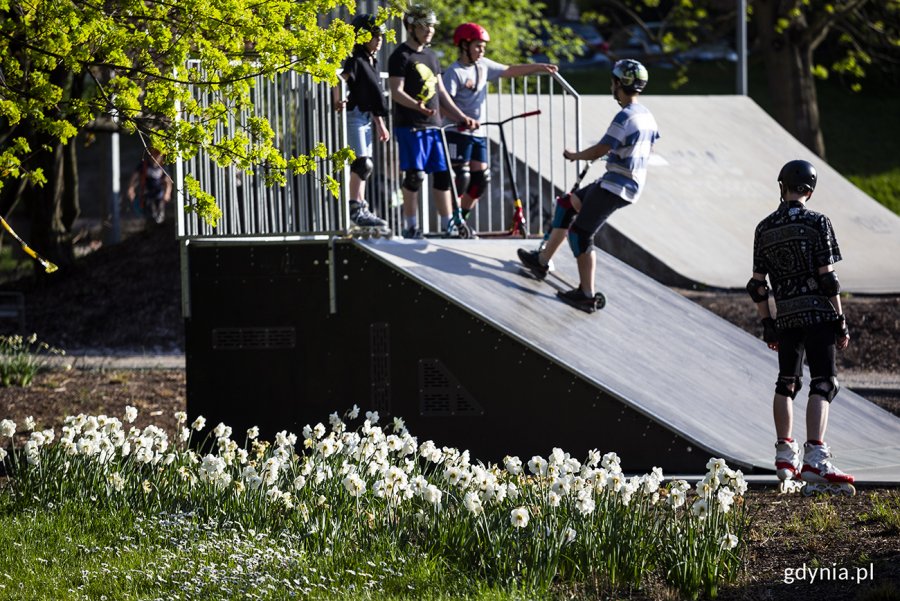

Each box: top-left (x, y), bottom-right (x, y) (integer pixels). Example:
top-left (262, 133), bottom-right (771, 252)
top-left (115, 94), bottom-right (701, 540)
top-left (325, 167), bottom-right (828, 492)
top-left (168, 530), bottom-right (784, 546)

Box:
top-left (351, 13), bottom-right (385, 36)
top-left (778, 160), bottom-right (817, 194)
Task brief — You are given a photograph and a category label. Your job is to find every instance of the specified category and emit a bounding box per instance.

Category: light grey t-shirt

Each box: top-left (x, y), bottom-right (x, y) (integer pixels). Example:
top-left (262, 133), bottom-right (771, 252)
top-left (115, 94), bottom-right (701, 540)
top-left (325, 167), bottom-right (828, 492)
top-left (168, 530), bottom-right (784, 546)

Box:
top-left (442, 58), bottom-right (506, 137)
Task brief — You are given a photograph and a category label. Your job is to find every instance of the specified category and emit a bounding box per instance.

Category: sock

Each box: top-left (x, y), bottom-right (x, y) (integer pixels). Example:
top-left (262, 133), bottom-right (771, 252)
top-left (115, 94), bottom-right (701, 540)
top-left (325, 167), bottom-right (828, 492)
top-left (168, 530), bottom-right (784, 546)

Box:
top-left (778, 437), bottom-right (794, 443)
top-left (440, 215), bottom-right (451, 230)
top-left (806, 439), bottom-right (824, 446)
top-left (405, 215), bottom-right (418, 230)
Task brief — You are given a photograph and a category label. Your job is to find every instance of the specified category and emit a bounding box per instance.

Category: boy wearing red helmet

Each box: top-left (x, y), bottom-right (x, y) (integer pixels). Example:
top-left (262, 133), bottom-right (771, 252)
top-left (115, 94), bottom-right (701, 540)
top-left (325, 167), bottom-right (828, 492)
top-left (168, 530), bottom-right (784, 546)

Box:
top-left (443, 23), bottom-right (557, 225)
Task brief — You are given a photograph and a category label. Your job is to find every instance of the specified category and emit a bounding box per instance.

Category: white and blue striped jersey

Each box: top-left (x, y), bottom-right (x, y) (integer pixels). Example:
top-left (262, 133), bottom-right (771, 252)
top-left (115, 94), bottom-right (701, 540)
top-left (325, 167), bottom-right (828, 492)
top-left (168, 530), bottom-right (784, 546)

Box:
top-left (597, 103), bottom-right (659, 202)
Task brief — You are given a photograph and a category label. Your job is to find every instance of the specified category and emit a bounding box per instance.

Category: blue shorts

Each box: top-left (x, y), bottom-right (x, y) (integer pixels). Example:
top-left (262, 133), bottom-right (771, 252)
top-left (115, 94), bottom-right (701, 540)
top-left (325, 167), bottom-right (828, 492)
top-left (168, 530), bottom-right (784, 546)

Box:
top-left (346, 107), bottom-right (373, 158)
top-left (445, 131), bottom-right (488, 164)
top-left (394, 127), bottom-right (448, 173)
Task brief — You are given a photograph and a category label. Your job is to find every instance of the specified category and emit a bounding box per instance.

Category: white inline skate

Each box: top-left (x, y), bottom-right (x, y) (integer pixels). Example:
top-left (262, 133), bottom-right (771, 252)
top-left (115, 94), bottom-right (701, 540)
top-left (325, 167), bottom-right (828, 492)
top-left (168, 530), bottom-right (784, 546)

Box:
top-left (774, 439), bottom-right (804, 494)
top-left (800, 442), bottom-right (856, 496)
top-left (348, 200), bottom-right (391, 239)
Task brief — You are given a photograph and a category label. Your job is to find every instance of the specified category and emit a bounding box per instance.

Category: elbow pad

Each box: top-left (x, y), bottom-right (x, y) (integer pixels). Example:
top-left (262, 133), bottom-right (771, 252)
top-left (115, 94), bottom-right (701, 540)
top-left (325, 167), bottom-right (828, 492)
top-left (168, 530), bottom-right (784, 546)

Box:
top-left (818, 271), bottom-right (841, 297)
top-left (746, 278), bottom-right (769, 303)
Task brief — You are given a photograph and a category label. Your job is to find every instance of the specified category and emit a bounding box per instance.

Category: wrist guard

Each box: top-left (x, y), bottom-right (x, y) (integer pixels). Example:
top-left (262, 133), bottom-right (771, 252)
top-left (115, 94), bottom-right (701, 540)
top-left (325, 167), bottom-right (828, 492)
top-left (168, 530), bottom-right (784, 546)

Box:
top-left (746, 278), bottom-right (769, 303)
top-left (834, 314), bottom-right (849, 339)
top-left (761, 317), bottom-right (778, 343)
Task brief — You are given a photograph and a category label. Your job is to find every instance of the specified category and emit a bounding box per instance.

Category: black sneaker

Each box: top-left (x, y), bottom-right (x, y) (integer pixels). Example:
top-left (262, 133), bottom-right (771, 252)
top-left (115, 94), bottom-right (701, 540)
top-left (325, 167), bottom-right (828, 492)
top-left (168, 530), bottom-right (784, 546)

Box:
top-left (557, 288), bottom-right (599, 313)
top-left (517, 248), bottom-right (549, 279)
top-left (401, 227), bottom-right (424, 240)
top-left (350, 200), bottom-right (387, 227)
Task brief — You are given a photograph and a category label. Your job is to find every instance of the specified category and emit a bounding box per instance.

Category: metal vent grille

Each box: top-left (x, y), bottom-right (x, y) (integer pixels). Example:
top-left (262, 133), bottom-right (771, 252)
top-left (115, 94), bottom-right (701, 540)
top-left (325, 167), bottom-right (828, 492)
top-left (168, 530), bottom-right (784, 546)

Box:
top-left (370, 323), bottom-right (391, 413)
top-left (418, 359), bottom-right (483, 416)
top-left (211, 327), bottom-right (296, 350)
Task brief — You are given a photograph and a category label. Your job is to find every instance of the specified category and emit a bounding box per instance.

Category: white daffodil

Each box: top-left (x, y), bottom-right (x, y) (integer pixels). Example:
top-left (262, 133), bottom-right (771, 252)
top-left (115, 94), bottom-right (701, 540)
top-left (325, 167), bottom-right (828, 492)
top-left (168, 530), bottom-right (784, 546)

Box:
top-left (528, 456), bottom-right (548, 477)
top-left (347, 404), bottom-right (360, 420)
top-left (691, 498), bottom-right (710, 519)
top-left (0, 419), bottom-right (16, 438)
top-left (503, 455), bottom-right (523, 476)
top-left (463, 491), bottom-right (483, 516)
top-left (669, 486), bottom-right (687, 509)
top-left (365, 411), bottom-right (380, 424)
top-left (174, 411), bottom-right (187, 423)
top-left (720, 533), bottom-right (739, 550)
top-left (191, 416), bottom-right (206, 431)
top-left (343, 473), bottom-right (366, 497)
top-left (247, 426), bottom-right (259, 440)
top-left (422, 484), bottom-right (442, 506)
top-left (564, 527), bottom-right (577, 544)
top-left (124, 406), bottom-right (138, 424)
top-left (717, 486), bottom-right (736, 513)
top-left (510, 506), bottom-right (529, 528)
top-left (23, 416), bottom-right (35, 431)
top-left (0, 448), bottom-right (6, 462)
top-left (601, 452), bottom-right (621, 471)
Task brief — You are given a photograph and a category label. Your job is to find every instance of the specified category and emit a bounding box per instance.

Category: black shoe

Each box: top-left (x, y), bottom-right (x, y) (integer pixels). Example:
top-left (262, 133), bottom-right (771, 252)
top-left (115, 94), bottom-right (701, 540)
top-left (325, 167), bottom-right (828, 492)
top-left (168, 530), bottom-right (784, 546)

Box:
top-left (557, 288), bottom-right (599, 313)
top-left (517, 248), bottom-right (549, 279)
top-left (401, 227), bottom-right (424, 239)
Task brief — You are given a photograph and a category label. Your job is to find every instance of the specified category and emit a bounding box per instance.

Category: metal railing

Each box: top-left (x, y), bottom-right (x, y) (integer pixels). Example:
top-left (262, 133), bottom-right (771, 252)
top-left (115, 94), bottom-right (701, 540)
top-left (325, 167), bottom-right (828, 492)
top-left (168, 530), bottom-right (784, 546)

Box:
top-left (177, 67), bottom-right (582, 239)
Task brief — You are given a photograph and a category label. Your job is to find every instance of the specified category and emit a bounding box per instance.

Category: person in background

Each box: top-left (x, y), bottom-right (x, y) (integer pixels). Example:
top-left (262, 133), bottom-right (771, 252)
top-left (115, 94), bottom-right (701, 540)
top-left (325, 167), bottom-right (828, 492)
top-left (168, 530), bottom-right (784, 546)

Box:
top-left (333, 13), bottom-right (391, 231)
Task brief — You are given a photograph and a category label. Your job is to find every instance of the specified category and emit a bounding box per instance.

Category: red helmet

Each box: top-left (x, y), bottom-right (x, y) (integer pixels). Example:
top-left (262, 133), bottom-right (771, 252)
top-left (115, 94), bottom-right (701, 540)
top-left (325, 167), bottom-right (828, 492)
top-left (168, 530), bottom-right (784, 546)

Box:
top-left (453, 23), bottom-right (490, 46)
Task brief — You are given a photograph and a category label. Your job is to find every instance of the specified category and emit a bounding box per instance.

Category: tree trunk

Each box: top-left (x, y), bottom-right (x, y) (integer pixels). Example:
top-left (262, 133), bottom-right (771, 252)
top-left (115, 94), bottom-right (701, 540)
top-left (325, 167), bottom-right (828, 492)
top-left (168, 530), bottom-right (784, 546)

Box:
top-left (754, 0), bottom-right (827, 159)
top-left (28, 134), bottom-right (75, 272)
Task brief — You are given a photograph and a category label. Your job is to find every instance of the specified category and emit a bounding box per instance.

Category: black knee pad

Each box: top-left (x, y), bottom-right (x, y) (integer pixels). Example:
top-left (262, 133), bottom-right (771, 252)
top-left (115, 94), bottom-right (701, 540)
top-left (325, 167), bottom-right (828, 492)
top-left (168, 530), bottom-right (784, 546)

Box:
top-left (775, 376), bottom-right (802, 399)
top-left (566, 223), bottom-right (593, 257)
top-left (467, 169), bottom-right (490, 199)
top-left (433, 169), bottom-right (452, 192)
top-left (453, 164), bottom-right (470, 196)
top-left (350, 156), bottom-right (374, 180)
top-left (810, 376), bottom-right (840, 402)
top-left (402, 170), bottom-right (425, 192)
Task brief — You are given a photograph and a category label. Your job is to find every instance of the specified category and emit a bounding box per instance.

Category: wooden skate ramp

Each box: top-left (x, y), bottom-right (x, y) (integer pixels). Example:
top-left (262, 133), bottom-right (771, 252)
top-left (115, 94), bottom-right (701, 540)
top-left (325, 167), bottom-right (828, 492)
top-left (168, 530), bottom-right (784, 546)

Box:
top-left (485, 94), bottom-right (900, 293)
top-left (358, 238), bottom-right (900, 482)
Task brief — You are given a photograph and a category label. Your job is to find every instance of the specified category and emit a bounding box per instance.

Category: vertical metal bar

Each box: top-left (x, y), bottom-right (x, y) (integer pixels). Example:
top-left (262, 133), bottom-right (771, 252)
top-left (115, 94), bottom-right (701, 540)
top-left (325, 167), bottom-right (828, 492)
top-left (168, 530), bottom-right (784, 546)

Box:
top-left (736, 0), bottom-right (748, 95)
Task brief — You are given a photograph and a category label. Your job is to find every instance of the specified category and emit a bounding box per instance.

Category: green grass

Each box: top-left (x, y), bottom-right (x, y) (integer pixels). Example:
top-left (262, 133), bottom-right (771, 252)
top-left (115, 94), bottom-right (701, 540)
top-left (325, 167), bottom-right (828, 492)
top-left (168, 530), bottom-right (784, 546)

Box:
top-left (560, 60), bottom-right (900, 215)
top-left (860, 490), bottom-right (900, 534)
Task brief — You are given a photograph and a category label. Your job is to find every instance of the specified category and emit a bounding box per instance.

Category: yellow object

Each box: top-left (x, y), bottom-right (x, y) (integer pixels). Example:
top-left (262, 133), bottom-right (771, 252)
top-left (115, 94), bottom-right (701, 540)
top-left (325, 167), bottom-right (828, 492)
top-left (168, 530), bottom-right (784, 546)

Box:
top-left (0, 215), bottom-right (59, 273)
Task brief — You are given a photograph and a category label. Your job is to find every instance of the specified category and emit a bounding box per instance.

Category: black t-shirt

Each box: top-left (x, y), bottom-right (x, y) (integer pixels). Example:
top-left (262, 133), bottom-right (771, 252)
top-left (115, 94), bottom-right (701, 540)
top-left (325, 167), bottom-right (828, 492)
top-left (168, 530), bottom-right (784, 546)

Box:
top-left (341, 47), bottom-right (388, 117)
top-left (387, 43), bottom-right (441, 128)
top-left (752, 200), bottom-right (842, 329)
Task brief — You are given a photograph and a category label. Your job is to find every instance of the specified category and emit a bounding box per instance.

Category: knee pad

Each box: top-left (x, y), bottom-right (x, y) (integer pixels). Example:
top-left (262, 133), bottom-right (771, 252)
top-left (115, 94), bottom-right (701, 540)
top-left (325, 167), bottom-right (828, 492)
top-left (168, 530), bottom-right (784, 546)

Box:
top-left (402, 170), bottom-right (425, 192)
top-left (453, 164), bottom-right (470, 196)
top-left (467, 169), bottom-right (490, 199)
top-left (433, 170), bottom-right (452, 192)
top-left (551, 200), bottom-right (577, 230)
top-left (810, 376), bottom-right (840, 402)
top-left (567, 224), bottom-right (593, 257)
top-left (775, 376), bottom-right (802, 399)
top-left (350, 156), bottom-right (374, 180)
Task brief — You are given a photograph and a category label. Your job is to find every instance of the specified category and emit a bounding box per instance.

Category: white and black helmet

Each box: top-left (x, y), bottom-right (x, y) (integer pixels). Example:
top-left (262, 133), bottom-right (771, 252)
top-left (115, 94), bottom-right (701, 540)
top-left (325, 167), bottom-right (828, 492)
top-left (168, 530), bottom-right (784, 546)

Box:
top-left (612, 59), bottom-right (649, 93)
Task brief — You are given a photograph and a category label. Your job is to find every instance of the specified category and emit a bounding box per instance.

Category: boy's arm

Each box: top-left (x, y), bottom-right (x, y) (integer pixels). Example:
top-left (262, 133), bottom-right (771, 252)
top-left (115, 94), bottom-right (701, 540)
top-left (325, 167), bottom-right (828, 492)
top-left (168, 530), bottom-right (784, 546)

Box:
top-left (563, 141), bottom-right (610, 162)
top-left (500, 63), bottom-right (558, 78)
top-left (818, 264), bottom-right (850, 350)
top-left (389, 76), bottom-right (434, 116)
top-left (748, 271), bottom-right (778, 351)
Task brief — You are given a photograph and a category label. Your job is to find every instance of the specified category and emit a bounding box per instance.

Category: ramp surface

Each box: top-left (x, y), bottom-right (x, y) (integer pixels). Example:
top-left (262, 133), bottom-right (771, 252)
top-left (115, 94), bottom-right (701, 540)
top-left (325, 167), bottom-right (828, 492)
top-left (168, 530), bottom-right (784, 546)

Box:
top-left (360, 238), bottom-right (900, 482)
top-left (485, 94), bottom-right (900, 293)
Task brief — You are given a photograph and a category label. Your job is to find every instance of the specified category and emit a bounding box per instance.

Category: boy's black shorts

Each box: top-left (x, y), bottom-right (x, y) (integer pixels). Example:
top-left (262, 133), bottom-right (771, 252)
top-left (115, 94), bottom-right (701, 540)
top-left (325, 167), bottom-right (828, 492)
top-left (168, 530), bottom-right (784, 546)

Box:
top-left (777, 322), bottom-right (837, 379)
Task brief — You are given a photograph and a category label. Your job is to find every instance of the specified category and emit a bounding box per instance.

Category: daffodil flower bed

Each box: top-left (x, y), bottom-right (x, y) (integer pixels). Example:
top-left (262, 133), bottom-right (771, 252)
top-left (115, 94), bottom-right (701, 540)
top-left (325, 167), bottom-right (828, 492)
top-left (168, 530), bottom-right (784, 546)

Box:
top-left (0, 407), bottom-right (748, 599)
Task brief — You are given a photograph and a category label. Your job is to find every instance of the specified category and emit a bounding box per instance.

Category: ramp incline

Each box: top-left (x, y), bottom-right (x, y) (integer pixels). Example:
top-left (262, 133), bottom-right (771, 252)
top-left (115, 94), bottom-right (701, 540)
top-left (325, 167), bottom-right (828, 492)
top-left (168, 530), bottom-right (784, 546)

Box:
top-left (360, 238), bottom-right (900, 482)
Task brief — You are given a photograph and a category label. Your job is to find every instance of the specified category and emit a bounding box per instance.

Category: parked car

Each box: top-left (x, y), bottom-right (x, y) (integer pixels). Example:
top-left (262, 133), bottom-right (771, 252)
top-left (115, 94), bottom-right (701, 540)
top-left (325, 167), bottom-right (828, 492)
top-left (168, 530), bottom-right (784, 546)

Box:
top-left (608, 21), bottom-right (737, 66)
top-left (527, 18), bottom-right (611, 69)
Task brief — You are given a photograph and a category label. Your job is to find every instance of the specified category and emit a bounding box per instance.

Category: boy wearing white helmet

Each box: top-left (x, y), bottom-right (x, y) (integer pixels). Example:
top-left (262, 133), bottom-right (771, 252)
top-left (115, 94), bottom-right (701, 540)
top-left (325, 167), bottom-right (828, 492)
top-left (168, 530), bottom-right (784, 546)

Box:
top-left (518, 59), bottom-right (659, 313)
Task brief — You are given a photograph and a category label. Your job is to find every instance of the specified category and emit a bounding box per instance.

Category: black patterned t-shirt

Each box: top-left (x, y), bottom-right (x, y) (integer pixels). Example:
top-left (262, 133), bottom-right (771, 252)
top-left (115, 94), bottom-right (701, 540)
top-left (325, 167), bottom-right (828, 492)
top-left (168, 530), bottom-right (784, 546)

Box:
top-left (752, 200), bottom-right (842, 330)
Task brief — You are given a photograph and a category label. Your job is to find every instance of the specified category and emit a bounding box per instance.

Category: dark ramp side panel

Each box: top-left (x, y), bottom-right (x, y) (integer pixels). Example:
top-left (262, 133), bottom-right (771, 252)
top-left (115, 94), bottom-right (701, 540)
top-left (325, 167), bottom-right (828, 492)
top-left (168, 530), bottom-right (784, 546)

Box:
top-left (357, 239), bottom-right (900, 482)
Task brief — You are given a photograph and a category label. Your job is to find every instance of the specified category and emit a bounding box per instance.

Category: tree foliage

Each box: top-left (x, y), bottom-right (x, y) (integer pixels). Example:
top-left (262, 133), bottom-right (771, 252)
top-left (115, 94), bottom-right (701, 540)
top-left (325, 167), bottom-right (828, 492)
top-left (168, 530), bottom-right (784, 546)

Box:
top-left (0, 0), bottom-right (403, 232)
top-left (582, 0), bottom-right (900, 158)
